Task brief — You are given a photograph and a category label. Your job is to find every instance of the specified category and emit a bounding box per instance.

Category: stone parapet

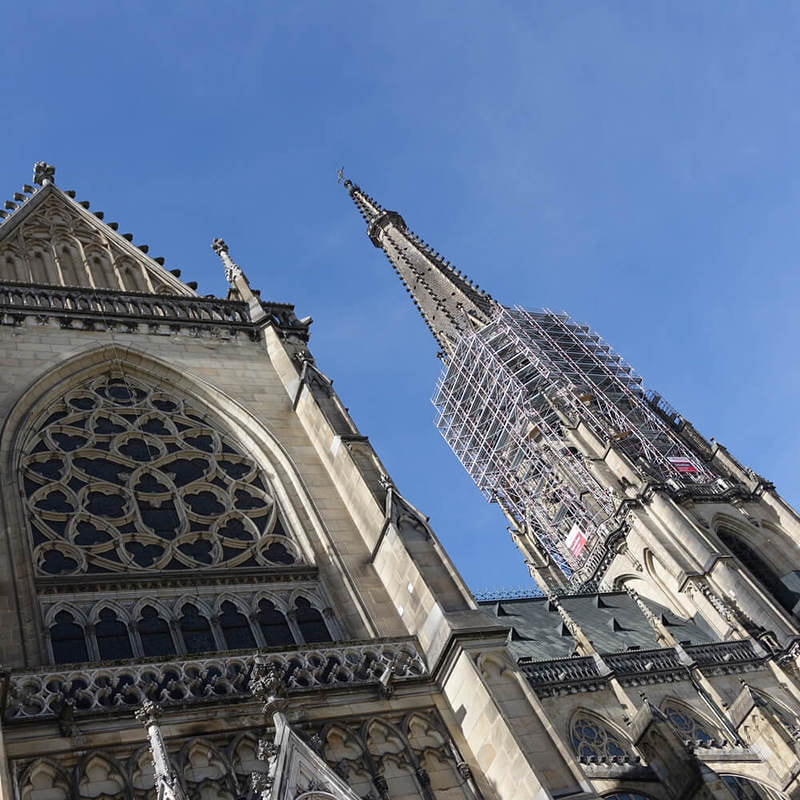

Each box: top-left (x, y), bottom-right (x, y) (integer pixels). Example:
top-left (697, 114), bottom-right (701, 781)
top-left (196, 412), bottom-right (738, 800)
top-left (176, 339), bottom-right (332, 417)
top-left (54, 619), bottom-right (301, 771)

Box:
top-left (3, 637), bottom-right (427, 722)
top-left (521, 639), bottom-right (765, 697)
top-left (0, 280), bottom-right (309, 339)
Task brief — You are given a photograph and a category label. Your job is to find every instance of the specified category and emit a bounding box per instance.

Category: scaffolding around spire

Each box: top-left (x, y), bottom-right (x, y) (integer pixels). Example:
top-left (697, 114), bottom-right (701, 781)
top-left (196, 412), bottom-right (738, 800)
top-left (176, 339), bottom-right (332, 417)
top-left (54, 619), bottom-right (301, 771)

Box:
top-left (433, 306), bottom-right (721, 579)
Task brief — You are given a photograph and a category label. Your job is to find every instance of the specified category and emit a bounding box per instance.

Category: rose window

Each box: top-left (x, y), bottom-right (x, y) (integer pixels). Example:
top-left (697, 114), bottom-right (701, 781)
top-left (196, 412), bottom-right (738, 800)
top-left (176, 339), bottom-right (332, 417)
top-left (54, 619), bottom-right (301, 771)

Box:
top-left (22, 374), bottom-right (302, 575)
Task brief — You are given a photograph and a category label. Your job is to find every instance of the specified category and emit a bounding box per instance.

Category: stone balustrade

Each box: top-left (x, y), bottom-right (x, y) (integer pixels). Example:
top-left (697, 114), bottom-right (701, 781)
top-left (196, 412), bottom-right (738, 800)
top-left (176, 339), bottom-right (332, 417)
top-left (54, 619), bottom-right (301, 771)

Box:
top-left (0, 280), bottom-right (306, 336)
top-left (4, 638), bottom-right (427, 722)
top-left (521, 638), bottom-right (765, 697)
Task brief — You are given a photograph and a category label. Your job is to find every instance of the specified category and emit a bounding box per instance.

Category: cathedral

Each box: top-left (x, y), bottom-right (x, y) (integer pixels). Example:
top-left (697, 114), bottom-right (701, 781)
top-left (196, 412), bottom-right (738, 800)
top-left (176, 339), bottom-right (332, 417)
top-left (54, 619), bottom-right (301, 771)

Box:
top-left (0, 162), bottom-right (799, 800)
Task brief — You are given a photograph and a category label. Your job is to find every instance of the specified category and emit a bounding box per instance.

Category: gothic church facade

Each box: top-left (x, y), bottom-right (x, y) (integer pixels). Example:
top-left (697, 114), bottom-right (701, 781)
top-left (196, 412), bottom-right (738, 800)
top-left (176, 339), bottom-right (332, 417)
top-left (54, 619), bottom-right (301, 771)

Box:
top-left (0, 163), bottom-right (798, 800)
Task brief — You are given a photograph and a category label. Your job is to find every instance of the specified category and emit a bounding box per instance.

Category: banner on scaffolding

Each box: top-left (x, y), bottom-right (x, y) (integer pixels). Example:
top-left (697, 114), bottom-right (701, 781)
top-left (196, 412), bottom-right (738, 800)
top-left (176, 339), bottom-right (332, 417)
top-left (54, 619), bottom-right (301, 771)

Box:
top-left (565, 524), bottom-right (588, 559)
top-left (667, 456), bottom-right (700, 474)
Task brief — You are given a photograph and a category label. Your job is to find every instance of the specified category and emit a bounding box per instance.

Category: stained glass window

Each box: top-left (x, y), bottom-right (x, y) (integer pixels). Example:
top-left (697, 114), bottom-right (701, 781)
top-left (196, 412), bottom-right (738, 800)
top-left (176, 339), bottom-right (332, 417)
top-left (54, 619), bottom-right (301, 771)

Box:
top-left (570, 715), bottom-right (632, 760)
top-left (180, 604), bottom-right (216, 654)
top-left (219, 601), bottom-right (257, 650)
top-left (22, 374), bottom-right (303, 575)
top-left (662, 703), bottom-right (716, 742)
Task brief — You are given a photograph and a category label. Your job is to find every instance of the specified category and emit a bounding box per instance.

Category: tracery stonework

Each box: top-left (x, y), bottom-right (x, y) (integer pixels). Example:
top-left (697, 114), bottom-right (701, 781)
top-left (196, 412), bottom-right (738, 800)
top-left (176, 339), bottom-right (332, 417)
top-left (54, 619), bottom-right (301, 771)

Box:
top-left (23, 373), bottom-right (301, 576)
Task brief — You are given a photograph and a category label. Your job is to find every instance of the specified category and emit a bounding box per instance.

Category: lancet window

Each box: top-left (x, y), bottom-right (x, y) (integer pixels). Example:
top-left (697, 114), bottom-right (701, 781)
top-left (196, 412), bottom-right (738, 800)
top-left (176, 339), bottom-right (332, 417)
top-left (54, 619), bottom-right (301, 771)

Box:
top-left (45, 592), bottom-right (333, 664)
top-left (50, 610), bottom-right (89, 664)
top-left (137, 606), bottom-right (175, 658)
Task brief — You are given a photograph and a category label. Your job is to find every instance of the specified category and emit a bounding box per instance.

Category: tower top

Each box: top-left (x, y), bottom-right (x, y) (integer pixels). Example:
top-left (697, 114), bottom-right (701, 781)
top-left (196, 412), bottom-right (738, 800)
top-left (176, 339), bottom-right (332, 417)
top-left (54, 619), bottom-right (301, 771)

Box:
top-left (342, 177), bottom-right (498, 355)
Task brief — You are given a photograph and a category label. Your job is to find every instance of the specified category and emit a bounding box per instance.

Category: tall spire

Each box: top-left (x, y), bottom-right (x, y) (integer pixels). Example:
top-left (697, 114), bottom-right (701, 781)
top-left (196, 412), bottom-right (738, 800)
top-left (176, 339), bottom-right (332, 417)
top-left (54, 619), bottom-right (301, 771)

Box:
top-left (342, 176), bottom-right (498, 355)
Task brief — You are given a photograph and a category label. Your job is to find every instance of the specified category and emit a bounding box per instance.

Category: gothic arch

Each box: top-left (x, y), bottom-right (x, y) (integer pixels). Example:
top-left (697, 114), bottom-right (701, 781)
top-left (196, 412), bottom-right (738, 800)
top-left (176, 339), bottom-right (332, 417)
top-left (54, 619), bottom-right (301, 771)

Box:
top-left (659, 697), bottom-right (724, 743)
top-left (750, 688), bottom-right (800, 728)
top-left (0, 343), bottom-right (354, 663)
top-left (568, 709), bottom-right (636, 761)
top-left (716, 773), bottom-right (787, 800)
top-left (641, 548), bottom-right (693, 618)
top-left (19, 758), bottom-right (71, 800)
top-left (74, 750), bottom-right (130, 799)
top-left (714, 517), bottom-right (798, 616)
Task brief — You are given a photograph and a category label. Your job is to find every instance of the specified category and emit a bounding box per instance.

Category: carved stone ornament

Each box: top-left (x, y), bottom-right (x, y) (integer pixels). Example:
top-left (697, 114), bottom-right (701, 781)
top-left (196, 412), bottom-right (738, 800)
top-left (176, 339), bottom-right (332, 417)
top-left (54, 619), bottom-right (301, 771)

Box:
top-left (211, 237), bottom-right (244, 284)
top-left (22, 373), bottom-right (302, 577)
top-left (252, 658), bottom-right (289, 713)
top-left (33, 161), bottom-right (55, 185)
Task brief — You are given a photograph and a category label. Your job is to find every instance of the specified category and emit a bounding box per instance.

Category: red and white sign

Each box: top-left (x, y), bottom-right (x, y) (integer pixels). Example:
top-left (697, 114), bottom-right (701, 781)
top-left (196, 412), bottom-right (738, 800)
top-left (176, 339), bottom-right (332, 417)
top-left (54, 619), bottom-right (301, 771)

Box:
top-left (565, 524), bottom-right (588, 559)
top-left (667, 456), bottom-right (700, 474)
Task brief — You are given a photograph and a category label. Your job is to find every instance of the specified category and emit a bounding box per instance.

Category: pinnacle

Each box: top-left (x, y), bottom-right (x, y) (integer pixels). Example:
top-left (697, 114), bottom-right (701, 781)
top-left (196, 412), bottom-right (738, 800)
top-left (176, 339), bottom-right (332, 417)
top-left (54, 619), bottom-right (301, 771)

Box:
top-left (343, 177), bottom-right (498, 355)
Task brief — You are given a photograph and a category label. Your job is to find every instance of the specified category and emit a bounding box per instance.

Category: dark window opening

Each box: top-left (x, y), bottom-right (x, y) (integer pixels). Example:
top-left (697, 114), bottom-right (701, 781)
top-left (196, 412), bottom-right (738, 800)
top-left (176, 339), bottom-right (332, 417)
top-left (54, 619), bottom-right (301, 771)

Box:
top-left (180, 604), bottom-right (216, 653)
top-left (295, 598), bottom-right (332, 644)
top-left (138, 606), bottom-right (175, 657)
top-left (719, 529), bottom-right (797, 615)
top-left (51, 611), bottom-right (88, 663)
top-left (257, 600), bottom-right (294, 647)
top-left (96, 608), bottom-right (133, 660)
top-left (220, 601), bottom-right (256, 650)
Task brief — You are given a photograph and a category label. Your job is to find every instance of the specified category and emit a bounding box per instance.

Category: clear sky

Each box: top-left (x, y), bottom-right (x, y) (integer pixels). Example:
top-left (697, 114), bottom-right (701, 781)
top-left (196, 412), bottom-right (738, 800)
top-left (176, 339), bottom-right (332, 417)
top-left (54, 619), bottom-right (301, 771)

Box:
top-left (2, 2), bottom-right (799, 592)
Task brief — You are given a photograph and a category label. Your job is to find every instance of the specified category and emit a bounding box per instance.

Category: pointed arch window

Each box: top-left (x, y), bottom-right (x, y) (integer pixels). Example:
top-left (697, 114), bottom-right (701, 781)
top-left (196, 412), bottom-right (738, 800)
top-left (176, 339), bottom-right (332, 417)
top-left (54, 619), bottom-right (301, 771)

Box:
top-left (718, 529), bottom-right (796, 615)
top-left (661, 702), bottom-right (717, 743)
top-left (137, 605), bottom-right (175, 657)
top-left (569, 714), bottom-right (632, 761)
top-left (50, 610), bottom-right (88, 664)
top-left (294, 597), bottom-right (332, 644)
top-left (257, 599), bottom-right (294, 647)
top-left (219, 601), bottom-right (256, 650)
top-left (180, 604), bottom-right (216, 654)
top-left (95, 608), bottom-right (133, 660)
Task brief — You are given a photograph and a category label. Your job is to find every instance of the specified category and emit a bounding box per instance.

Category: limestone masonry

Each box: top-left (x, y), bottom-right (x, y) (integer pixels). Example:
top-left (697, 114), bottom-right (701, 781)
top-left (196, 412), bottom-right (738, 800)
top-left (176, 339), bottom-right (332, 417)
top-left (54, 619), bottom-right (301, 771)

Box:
top-left (0, 163), bottom-right (798, 800)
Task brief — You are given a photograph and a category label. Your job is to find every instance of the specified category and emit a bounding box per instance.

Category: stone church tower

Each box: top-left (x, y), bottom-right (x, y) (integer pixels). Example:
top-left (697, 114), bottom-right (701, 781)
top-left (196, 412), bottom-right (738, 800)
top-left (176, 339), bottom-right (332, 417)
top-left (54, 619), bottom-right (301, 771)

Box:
top-left (0, 162), bottom-right (798, 800)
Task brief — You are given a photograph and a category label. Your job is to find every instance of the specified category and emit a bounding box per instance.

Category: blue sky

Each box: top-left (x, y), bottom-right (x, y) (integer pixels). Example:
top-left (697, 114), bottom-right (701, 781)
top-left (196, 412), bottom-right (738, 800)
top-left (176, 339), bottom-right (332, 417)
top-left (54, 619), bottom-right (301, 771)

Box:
top-left (2, 2), bottom-right (800, 591)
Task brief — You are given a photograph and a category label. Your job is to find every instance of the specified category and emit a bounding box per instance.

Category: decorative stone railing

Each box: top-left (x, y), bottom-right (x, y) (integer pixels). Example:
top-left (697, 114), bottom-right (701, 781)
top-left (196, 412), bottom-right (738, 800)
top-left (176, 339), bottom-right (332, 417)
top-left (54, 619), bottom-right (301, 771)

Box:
top-left (0, 281), bottom-right (307, 337)
top-left (684, 639), bottom-right (761, 669)
top-left (3, 638), bottom-right (427, 722)
top-left (521, 639), bottom-right (765, 697)
top-left (604, 648), bottom-right (684, 682)
top-left (519, 655), bottom-right (602, 692)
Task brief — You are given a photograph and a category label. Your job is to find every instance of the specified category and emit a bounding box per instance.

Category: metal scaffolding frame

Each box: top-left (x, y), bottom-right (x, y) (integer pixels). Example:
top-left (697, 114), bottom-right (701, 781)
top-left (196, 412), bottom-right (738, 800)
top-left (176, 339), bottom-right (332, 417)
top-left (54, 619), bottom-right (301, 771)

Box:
top-left (433, 306), bottom-right (716, 573)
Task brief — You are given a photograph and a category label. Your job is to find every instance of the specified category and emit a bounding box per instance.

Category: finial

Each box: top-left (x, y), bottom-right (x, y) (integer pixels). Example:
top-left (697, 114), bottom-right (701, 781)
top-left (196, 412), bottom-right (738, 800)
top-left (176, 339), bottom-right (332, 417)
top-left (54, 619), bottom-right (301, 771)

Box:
top-left (33, 162), bottom-right (55, 186)
top-left (211, 238), bottom-right (243, 285)
top-left (135, 699), bottom-right (161, 727)
top-left (336, 166), bottom-right (344, 184)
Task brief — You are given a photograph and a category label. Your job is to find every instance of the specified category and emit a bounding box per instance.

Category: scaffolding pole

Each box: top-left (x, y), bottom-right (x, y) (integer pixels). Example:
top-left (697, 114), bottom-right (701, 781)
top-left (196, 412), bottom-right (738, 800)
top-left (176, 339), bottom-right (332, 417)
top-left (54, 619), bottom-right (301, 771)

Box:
top-left (433, 306), bottom-right (718, 574)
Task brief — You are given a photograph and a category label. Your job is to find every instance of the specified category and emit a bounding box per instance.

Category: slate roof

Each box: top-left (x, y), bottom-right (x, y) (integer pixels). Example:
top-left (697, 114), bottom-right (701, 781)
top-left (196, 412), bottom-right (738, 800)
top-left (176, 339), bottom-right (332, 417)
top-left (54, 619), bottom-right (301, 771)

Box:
top-left (479, 591), bottom-right (716, 662)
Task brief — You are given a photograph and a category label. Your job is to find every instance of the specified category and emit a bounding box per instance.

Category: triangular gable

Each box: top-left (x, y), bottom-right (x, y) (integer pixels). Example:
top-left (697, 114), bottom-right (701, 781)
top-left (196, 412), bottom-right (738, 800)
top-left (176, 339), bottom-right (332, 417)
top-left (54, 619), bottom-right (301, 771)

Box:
top-left (268, 713), bottom-right (361, 800)
top-left (0, 183), bottom-right (194, 295)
